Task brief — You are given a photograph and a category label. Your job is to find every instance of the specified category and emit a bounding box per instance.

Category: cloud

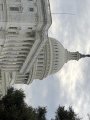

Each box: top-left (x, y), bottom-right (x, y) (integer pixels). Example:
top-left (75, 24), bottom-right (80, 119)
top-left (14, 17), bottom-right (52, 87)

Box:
top-left (49, 0), bottom-right (90, 52)
top-left (47, 0), bottom-right (90, 119)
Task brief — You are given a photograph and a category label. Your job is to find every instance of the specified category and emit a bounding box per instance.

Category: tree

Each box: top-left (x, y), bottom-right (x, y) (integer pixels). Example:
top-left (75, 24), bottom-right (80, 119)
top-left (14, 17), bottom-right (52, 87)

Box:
top-left (36, 107), bottom-right (47, 120)
top-left (54, 106), bottom-right (81, 120)
top-left (0, 87), bottom-right (82, 120)
top-left (0, 87), bottom-right (47, 120)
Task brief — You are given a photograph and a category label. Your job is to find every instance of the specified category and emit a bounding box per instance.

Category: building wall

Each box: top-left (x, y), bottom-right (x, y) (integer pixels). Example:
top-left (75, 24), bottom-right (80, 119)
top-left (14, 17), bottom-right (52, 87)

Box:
top-left (6, 0), bottom-right (37, 27)
top-left (0, 0), bottom-right (52, 97)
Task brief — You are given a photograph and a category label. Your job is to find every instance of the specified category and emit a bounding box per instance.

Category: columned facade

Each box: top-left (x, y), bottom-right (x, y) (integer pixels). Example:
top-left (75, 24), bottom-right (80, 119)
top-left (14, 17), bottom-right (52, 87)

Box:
top-left (0, 0), bottom-right (52, 98)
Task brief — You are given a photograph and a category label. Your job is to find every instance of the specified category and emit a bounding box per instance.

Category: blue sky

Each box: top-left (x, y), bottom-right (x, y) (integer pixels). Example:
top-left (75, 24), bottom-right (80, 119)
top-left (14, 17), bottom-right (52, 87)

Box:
top-left (15, 0), bottom-right (90, 119)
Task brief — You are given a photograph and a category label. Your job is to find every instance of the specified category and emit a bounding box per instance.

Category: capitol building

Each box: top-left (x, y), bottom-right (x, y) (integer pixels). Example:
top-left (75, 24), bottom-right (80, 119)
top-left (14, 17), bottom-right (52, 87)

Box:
top-left (0, 0), bottom-right (89, 98)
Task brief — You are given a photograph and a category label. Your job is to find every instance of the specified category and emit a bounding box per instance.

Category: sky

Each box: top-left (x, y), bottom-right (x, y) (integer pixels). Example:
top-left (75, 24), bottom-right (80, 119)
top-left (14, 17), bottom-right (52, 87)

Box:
top-left (15, 0), bottom-right (90, 120)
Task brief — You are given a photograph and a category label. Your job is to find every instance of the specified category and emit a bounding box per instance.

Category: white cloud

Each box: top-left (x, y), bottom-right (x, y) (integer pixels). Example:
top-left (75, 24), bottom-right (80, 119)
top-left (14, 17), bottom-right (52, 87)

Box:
top-left (46, 0), bottom-right (90, 119)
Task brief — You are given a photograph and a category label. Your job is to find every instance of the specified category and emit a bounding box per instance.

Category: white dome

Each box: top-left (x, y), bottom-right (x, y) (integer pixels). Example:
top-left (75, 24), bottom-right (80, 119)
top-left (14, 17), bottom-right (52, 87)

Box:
top-left (29, 38), bottom-right (68, 81)
top-left (48, 38), bottom-right (67, 74)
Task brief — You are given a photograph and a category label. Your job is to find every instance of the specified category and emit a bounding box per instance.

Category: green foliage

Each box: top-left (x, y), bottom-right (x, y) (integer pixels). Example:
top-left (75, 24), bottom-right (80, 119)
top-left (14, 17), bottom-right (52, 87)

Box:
top-left (0, 87), bottom-right (47, 120)
top-left (36, 107), bottom-right (47, 120)
top-left (0, 87), bottom-right (82, 120)
top-left (54, 106), bottom-right (81, 120)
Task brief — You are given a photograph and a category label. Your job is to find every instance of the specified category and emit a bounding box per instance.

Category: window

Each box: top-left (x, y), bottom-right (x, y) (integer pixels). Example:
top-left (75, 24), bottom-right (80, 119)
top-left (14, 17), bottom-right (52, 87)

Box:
top-left (8, 31), bottom-right (18, 35)
top-left (10, 6), bottom-right (23, 12)
top-left (28, 27), bottom-right (32, 30)
top-left (29, 8), bottom-right (34, 11)
top-left (26, 31), bottom-right (35, 37)
top-left (16, 0), bottom-right (21, 2)
top-left (10, 7), bottom-right (19, 11)
top-left (0, 4), bottom-right (3, 11)
top-left (9, 27), bottom-right (18, 29)
top-left (55, 51), bottom-right (58, 52)
top-left (0, 27), bottom-right (3, 31)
